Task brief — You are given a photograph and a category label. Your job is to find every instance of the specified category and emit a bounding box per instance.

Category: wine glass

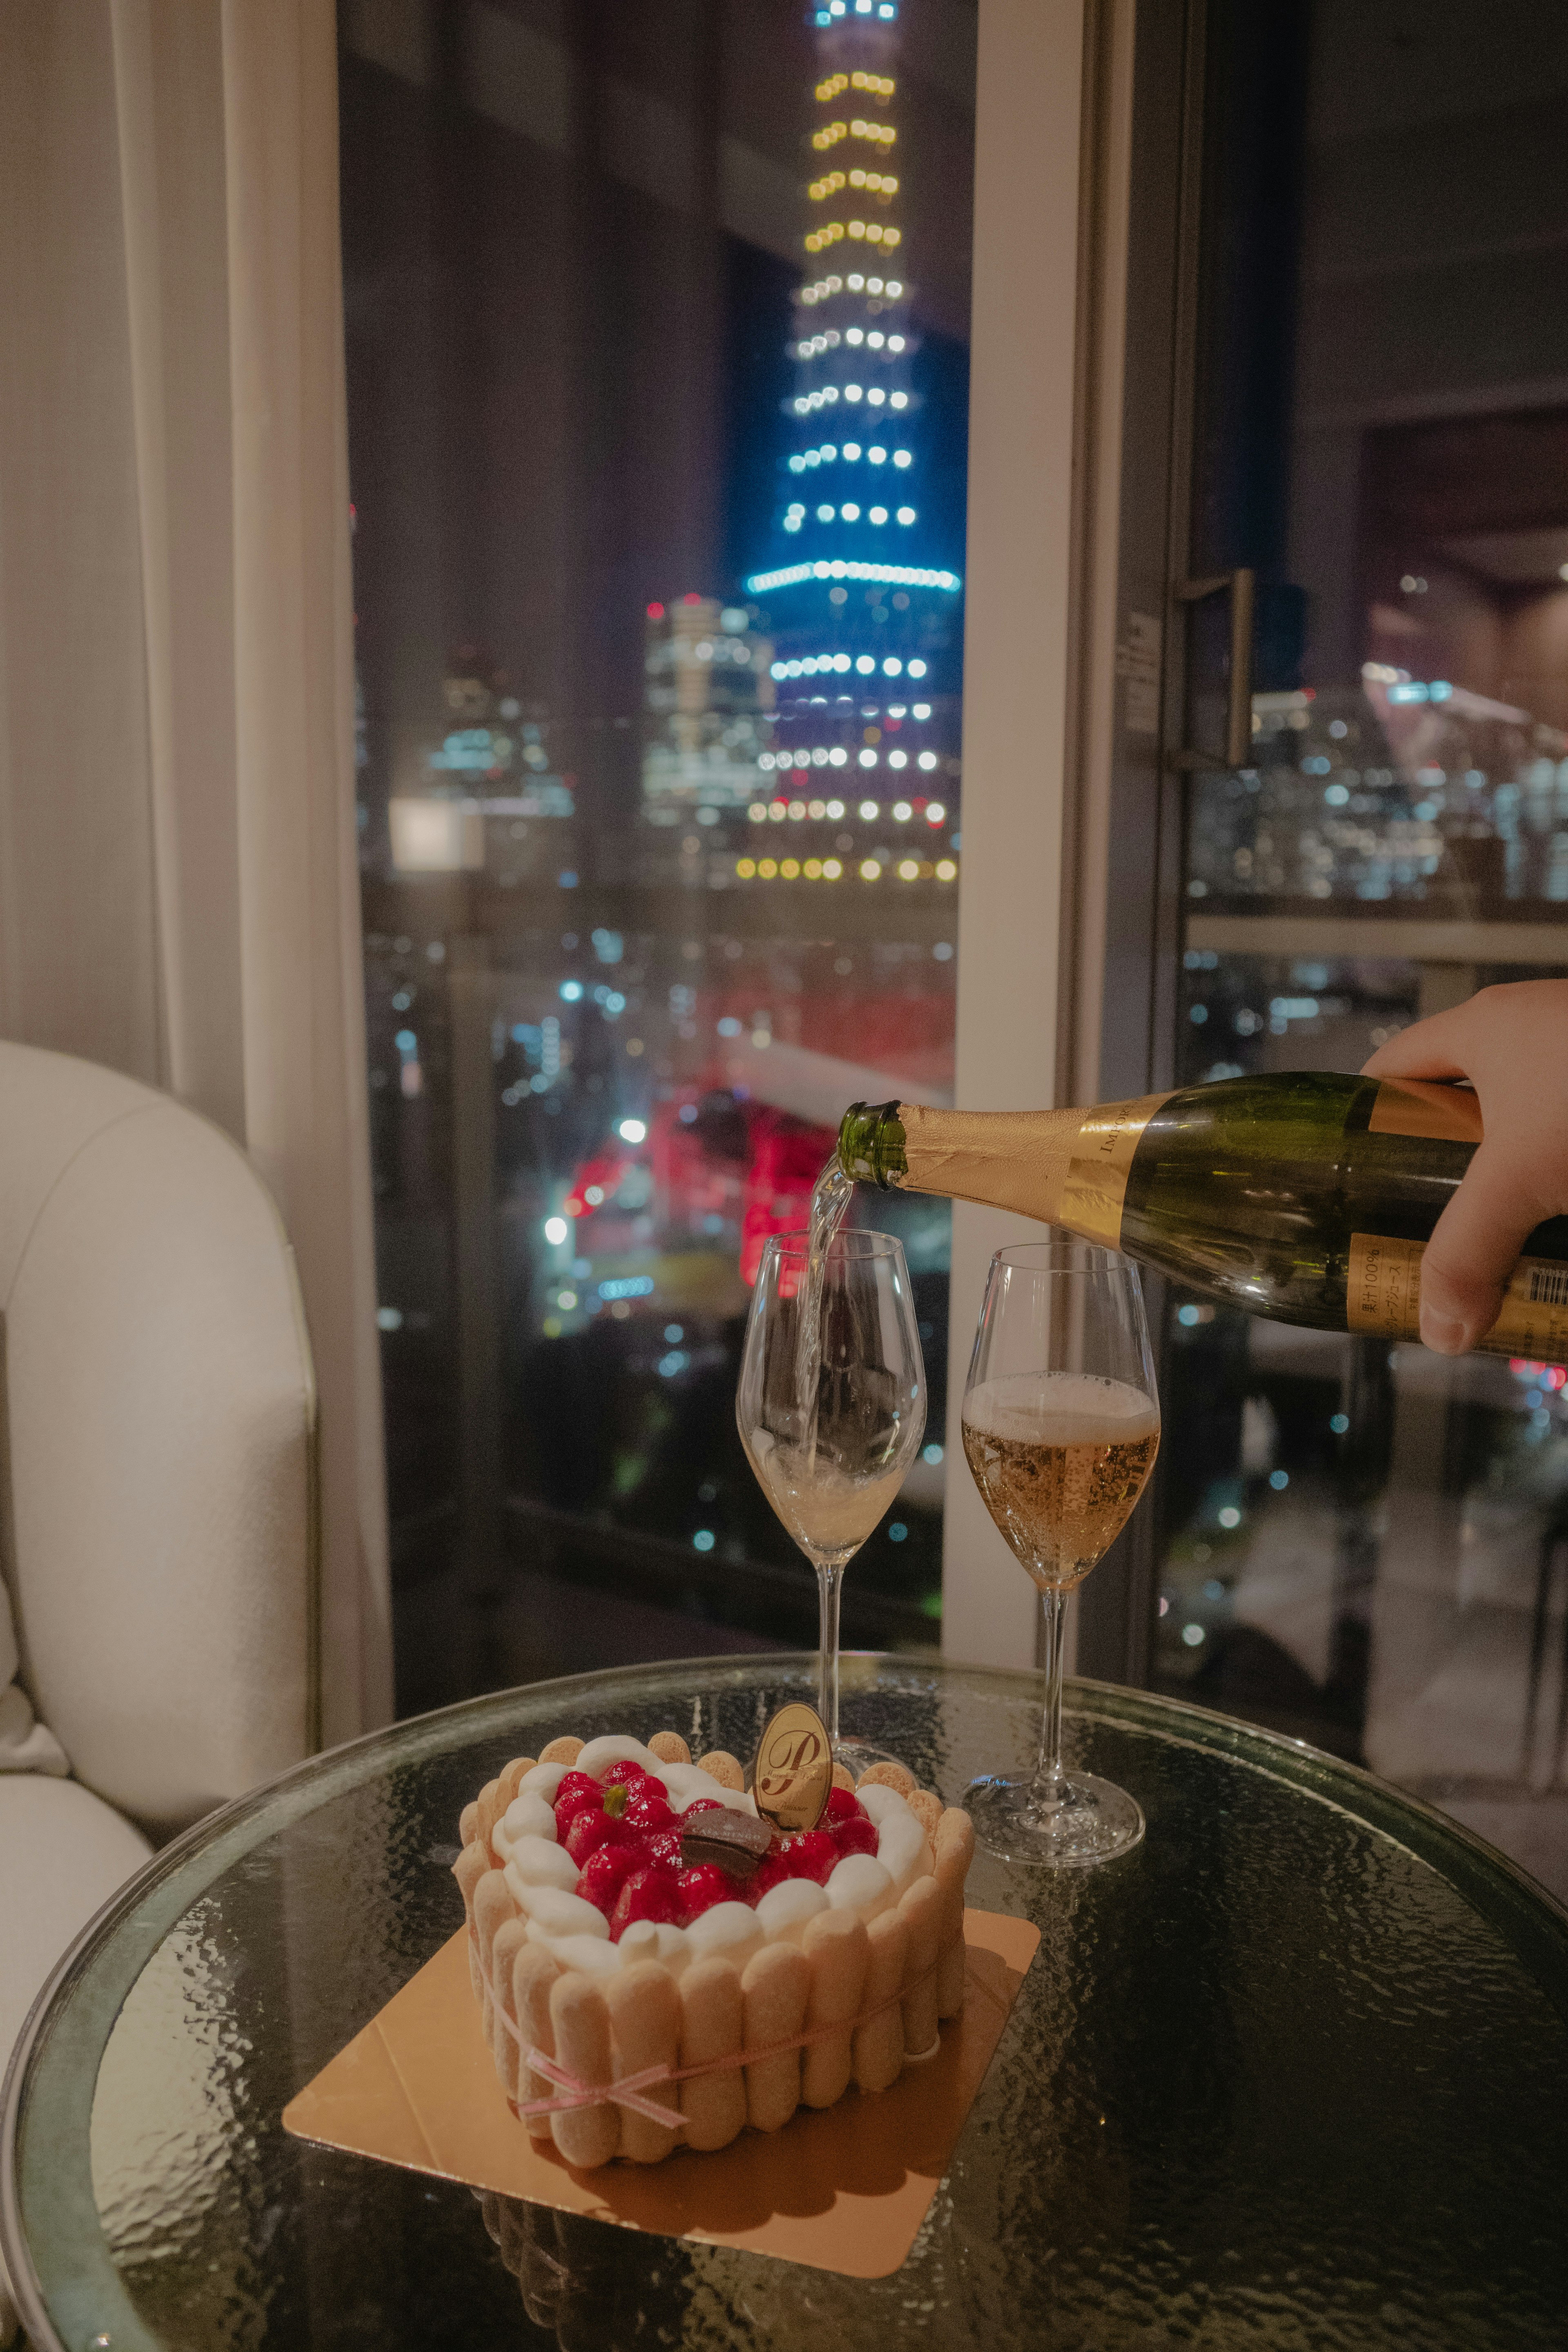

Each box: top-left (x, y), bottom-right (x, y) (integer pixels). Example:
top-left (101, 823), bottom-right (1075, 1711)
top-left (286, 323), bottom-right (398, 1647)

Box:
top-left (962, 1236), bottom-right (1160, 1867)
top-left (737, 1228), bottom-right (926, 1772)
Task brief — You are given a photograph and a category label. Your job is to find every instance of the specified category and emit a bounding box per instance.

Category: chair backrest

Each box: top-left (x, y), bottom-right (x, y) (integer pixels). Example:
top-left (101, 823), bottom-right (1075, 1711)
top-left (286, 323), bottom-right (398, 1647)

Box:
top-left (0, 1042), bottom-right (315, 1833)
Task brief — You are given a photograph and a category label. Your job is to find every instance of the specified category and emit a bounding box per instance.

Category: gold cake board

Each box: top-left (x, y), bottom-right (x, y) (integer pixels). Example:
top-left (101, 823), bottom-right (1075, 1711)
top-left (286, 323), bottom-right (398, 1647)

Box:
top-left (284, 1907), bottom-right (1039, 2280)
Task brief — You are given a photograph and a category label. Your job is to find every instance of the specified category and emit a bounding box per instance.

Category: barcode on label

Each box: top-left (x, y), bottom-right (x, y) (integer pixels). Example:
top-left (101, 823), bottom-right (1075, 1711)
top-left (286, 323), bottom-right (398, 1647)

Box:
top-left (1526, 1264), bottom-right (1568, 1307)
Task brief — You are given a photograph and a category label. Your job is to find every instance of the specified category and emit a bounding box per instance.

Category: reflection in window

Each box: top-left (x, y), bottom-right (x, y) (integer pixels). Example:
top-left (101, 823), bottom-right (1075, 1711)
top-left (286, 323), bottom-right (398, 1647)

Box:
top-left (1165, 2), bottom-right (1568, 1892)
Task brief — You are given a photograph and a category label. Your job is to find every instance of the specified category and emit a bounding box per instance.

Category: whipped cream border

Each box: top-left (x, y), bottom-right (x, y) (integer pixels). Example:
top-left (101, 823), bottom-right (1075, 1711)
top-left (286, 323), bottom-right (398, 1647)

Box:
top-left (489, 1733), bottom-right (933, 1979)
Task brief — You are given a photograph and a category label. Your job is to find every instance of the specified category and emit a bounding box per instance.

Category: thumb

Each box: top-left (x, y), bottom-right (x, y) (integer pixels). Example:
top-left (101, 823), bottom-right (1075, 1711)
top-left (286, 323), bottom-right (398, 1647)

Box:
top-left (1418, 1138), bottom-right (1541, 1354)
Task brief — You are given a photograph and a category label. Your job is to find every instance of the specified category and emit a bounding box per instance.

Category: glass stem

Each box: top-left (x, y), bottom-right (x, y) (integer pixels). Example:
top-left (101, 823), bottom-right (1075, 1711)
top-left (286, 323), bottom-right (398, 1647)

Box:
top-left (1034, 1587), bottom-right (1069, 1798)
top-left (817, 1564), bottom-right (844, 1745)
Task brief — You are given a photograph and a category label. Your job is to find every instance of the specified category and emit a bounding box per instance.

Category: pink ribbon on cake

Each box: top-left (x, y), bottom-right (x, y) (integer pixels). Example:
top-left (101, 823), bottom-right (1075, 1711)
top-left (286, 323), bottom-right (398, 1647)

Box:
top-left (483, 1948), bottom-right (953, 2132)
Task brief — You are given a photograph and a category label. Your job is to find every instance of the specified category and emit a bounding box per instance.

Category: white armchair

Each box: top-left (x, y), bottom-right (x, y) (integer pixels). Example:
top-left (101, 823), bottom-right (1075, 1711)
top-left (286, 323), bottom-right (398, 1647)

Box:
top-left (0, 1043), bottom-right (316, 2341)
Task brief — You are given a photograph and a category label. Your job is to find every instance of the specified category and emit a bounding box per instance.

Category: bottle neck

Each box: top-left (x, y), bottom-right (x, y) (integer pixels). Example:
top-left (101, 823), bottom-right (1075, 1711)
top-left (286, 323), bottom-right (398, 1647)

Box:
top-left (841, 1099), bottom-right (1098, 1223)
top-left (838, 1101), bottom-right (906, 1189)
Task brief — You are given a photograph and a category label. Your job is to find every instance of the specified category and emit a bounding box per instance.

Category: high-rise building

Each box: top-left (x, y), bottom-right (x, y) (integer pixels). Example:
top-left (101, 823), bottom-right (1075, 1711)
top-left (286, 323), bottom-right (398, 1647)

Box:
top-left (640, 595), bottom-right (777, 813)
top-left (746, 0), bottom-right (963, 816)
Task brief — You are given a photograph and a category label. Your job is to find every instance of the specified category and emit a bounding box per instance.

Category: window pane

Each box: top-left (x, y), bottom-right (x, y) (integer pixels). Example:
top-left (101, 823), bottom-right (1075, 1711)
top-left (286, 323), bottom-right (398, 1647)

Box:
top-left (1163, 0), bottom-right (1568, 1891)
top-left (339, 0), bottom-right (973, 1713)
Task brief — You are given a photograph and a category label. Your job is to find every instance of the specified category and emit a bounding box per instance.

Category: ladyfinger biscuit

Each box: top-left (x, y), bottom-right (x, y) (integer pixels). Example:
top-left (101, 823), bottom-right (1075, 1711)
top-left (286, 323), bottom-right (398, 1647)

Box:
top-left (906, 1788), bottom-right (942, 1842)
top-left (476, 1776), bottom-right (506, 1848)
top-left (853, 1907), bottom-right (909, 2093)
top-left (801, 1909), bottom-right (870, 2107)
top-left (475, 1872), bottom-right (517, 2042)
top-left (499, 1755), bottom-right (537, 1804)
top-left (491, 1916), bottom-right (530, 2099)
top-left (936, 1917), bottom-right (969, 2020)
top-left (679, 1958), bottom-right (747, 2151)
top-left (606, 1962), bottom-right (682, 2165)
top-left (831, 1762), bottom-right (855, 1792)
top-left (514, 1943), bottom-right (561, 2138)
top-left (540, 1735), bottom-right (584, 1767)
top-left (647, 1730), bottom-right (690, 1765)
top-left (741, 1942), bottom-right (811, 2132)
top-left (898, 1875), bottom-right (944, 2058)
top-left (933, 1805), bottom-right (975, 1896)
top-left (856, 1759), bottom-right (917, 1800)
top-left (695, 1748), bottom-right (744, 1790)
top-left (453, 1838), bottom-right (490, 1933)
top-left (459, 1800), bottom-right (481, 1848)
top-left (931, 1807), bottom-right (974, 2013)
top-left (548, 1972), bottom-right (619, 2168)
top-left (475, 1869), bottom-right (517, 1971)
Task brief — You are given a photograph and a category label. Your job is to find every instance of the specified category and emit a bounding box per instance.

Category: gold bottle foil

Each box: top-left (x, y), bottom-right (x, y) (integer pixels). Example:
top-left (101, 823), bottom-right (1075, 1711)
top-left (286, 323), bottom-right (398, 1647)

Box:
top-left (896, 1103), bottom-right (1086, 1221)
top-left (1058, 1094), bottom-right (1173, 1249)
top-left (897, 1096), bottom-right (1169, 1244)
top-left (1348, 1234), bottom-right (1568, 1361)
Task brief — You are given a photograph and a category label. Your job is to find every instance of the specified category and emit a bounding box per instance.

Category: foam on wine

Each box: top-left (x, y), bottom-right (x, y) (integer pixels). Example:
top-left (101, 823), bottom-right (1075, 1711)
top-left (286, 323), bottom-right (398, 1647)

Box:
top-left (963, 1373), bottom-right (1159, 1448)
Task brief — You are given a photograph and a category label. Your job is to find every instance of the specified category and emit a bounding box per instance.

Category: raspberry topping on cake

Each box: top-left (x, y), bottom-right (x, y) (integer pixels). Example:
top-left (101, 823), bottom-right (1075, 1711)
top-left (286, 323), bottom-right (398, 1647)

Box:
top-left (548, 1764), bottom-right (885, 1928)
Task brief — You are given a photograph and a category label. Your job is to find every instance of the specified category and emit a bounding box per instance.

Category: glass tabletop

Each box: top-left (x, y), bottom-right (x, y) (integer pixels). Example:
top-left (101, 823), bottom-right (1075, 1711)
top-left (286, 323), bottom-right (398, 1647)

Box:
top-left (5, 1657), bottom-right (1568, 2351)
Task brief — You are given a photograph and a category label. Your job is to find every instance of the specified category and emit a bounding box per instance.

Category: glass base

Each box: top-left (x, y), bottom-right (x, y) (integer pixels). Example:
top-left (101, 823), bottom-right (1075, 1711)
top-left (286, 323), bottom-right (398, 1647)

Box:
top-left (833, 1735), bottom-right (908, 1779)
top-left (965, 1769), bottom-right (1145, 1869)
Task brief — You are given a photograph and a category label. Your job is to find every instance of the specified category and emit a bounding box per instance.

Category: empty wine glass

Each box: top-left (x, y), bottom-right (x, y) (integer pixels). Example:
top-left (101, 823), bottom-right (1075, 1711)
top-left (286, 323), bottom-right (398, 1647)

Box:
top-left (962, 1236), bottom-right (1160, 1866)
top-left (737, 1227), bottom-right (925, 1772)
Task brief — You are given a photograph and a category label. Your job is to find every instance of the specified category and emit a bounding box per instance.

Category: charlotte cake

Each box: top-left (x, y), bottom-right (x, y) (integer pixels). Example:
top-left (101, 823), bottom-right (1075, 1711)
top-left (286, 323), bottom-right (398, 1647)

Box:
top-left (452, 1729), bottom-right (975, 2165)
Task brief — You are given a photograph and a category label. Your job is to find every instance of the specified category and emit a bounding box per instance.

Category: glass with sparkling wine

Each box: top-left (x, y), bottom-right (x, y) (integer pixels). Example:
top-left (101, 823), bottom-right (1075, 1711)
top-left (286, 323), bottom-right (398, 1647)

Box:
top-left (737, 1226), bottom-right (925, 1772)
top-left (963, 1236), bottom-right (1160, 1866)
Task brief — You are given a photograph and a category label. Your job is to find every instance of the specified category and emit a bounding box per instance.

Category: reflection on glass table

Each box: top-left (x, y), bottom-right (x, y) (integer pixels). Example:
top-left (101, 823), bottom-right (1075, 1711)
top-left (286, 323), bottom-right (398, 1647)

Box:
top-left (6, 1657), bottom-right (1567, 2352)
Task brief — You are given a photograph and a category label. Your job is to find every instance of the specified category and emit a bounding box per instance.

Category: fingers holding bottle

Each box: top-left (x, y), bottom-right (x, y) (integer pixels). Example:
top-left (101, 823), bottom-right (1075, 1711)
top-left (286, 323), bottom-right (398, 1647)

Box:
top-left (1361, 981), bottom-right (1568, 1355)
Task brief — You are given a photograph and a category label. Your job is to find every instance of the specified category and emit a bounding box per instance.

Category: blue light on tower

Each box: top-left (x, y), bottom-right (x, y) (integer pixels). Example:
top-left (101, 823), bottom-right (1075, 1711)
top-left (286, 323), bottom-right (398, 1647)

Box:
top-left (743, 0), bottom-right (962, 839)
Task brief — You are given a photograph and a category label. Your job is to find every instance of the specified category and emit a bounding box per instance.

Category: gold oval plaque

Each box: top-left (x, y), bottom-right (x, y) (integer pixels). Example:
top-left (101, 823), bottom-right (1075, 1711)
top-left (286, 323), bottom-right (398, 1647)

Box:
top-left (751, 1701), bottom-right (832, 1834)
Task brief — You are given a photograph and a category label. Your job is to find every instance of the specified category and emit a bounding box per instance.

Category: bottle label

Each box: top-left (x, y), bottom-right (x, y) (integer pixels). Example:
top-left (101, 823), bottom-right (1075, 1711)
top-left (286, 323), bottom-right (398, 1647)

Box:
top-left (1368, 1080), bottom-right (1482, 1145)
top-left (1348, 1233), bottom-right (1568, 1362)
top-left (1060, 1094), bottom-right (1173, 1249)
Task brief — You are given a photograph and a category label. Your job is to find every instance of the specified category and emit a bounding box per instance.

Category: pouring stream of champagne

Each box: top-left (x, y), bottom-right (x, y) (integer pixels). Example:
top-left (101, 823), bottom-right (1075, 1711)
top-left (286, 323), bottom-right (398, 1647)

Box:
top-left (796, 1158), bottom-right (855, 1472)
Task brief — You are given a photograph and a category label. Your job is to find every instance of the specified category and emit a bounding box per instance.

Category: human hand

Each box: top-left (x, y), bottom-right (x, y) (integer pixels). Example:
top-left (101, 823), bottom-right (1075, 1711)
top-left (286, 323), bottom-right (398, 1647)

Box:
top-left (1361, 980), bottom-right (1568, 1353)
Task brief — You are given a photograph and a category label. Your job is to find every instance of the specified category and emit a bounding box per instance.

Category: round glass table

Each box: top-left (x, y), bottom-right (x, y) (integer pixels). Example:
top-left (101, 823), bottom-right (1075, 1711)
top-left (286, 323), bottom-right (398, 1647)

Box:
top-left (4, 1656), bottom-right (1568, 2351)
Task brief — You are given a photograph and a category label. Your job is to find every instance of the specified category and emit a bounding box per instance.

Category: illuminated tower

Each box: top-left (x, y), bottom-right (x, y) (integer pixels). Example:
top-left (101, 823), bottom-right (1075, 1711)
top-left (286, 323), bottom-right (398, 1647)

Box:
top-left (744, 0), bottom-right (963, 822)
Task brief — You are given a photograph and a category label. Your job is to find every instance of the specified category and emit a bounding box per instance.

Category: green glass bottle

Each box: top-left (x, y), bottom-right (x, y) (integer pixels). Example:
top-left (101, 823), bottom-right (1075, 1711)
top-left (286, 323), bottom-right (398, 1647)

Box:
top-left (839, 1073), bottom-right (1568, 1361)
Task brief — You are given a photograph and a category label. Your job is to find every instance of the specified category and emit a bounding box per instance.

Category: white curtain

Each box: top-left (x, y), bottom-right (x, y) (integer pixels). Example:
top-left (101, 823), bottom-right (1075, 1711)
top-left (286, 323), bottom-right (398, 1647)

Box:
top-left (0, 0), bottom-right (392, 1742)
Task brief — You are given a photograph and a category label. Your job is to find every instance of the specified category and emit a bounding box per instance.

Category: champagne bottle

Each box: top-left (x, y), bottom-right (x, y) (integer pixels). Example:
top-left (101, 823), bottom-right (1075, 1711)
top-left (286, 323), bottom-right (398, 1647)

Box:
top-left (838, 1073), bottom-right (1568, 1361)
